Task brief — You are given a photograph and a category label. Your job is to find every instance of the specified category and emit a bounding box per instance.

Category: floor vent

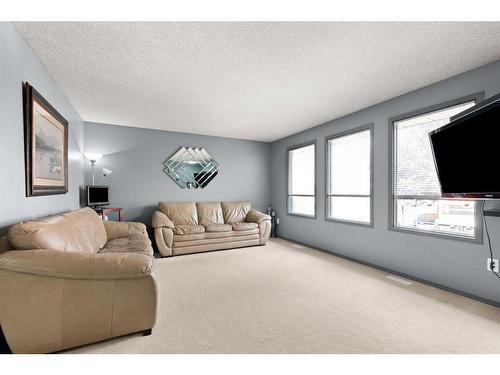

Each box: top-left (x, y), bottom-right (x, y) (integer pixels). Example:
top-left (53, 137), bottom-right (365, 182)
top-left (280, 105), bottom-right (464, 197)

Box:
top-left (291, 244), bottom-right (305, 249)
top-left (385, 275), bottom-right (413, 286)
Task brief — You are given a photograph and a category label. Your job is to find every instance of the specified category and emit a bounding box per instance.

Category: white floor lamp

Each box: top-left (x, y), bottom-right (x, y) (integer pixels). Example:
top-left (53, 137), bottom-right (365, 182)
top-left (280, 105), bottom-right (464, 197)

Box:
top-left (84, 153), bottom-right (103, 186)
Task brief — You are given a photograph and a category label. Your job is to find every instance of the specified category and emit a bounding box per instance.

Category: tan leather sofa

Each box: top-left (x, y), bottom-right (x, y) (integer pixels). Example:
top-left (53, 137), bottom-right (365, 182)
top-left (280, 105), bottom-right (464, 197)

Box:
top-left (153, 201), bottom-right (271, 257)
top-left (0, 207), bottom-right (157, 353)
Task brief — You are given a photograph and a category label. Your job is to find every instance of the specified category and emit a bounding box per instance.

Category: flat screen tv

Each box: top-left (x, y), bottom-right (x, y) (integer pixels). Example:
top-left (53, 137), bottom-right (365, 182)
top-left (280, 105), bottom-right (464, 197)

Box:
top-left (87, 186), bottom-right (109, 206)
top-left (429, 95), bottom-right (500, 199)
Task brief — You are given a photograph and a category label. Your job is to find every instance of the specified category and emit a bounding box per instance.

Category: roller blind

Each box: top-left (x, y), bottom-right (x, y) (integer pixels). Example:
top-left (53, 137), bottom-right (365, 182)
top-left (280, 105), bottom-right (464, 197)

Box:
top-left (288, 144), bottom-right (315, 195)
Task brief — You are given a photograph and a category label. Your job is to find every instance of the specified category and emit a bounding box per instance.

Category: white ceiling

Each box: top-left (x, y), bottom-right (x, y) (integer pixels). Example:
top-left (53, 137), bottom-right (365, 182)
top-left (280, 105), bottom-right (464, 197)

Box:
top-left (14, 22), bottom-right (500, 142)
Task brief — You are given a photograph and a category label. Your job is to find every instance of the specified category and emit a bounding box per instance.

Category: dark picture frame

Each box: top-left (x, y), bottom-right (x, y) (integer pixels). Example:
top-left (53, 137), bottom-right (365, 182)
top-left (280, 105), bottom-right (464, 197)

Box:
top-left (23, 82), bottom-right (68, 196)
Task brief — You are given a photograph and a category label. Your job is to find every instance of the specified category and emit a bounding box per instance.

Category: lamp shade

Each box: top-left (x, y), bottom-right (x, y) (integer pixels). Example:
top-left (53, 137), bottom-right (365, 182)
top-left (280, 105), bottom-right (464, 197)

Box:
top-left (84, 153), bottom-right (103, 162)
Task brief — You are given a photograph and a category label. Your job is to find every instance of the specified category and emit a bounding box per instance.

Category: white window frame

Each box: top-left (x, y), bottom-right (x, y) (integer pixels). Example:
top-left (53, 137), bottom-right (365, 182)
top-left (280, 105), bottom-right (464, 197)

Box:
top-left (286, 141), bottom-right (316, 218)
top-left (325, 124), bottom-right (374, 226)
top-left (389, 94), bottom-right (484, 243)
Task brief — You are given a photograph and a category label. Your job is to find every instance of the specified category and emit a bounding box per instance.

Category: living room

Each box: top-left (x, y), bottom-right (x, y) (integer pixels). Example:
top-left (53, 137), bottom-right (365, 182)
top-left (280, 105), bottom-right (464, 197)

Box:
top-left (1, 1), bottom-right (500, 373)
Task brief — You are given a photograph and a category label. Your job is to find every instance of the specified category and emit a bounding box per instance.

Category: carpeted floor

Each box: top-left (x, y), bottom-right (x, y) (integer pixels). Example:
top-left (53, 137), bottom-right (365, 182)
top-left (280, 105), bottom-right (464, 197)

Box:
top-left (67, 238), bottom-right (500, 354)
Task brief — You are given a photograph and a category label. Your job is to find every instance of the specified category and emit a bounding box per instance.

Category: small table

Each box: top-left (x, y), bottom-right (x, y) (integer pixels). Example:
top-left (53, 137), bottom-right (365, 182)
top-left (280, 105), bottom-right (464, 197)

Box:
top-left (94, 207), bottom-right (124, 221)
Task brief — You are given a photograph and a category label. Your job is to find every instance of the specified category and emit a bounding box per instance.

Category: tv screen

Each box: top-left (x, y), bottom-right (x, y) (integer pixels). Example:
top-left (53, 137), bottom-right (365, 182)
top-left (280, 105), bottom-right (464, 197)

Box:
top-left (429, 97), bottom-right (500, 199)
top-left (87, 186), bottom-right (109, 206)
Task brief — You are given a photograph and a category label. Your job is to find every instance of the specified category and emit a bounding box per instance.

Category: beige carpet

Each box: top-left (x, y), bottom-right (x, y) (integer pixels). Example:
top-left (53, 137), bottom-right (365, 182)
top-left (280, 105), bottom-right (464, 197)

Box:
top-left (67, 238), bottom-right (500, 354)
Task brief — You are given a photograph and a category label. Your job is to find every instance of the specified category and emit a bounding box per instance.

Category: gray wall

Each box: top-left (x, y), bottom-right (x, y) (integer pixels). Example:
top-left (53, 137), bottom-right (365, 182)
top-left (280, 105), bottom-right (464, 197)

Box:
top-left (271, 60), bottom-right (500, 304)
top-left (0, 23), bottom-right (84, 234)
top-left (84, 122), bottom-right (271, 224)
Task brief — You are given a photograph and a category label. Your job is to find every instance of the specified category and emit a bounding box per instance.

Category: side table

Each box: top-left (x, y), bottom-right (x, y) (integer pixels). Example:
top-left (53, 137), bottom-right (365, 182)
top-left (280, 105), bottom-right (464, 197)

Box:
top-left (94, 207), bottom-right (124, 221)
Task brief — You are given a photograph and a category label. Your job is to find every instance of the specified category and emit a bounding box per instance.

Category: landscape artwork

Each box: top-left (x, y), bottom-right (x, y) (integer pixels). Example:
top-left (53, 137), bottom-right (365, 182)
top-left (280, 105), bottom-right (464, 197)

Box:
top-left (23, 82), bottom-right (68, 196)
top-left (34, 102), bottom-right (64, 181)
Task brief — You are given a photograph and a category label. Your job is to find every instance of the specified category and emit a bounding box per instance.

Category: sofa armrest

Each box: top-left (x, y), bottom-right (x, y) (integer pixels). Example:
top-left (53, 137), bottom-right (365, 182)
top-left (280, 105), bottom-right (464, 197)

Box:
top-left (103, 221), bottom-right (148, 241)
top-left (246, 209), bottom-right (271, 224)
top-left (152, 210), bottom-right (175, 229)
top-left (154, 228), bottom-right (173, 257)
top-left (0, 250), bottom-right (153, 280)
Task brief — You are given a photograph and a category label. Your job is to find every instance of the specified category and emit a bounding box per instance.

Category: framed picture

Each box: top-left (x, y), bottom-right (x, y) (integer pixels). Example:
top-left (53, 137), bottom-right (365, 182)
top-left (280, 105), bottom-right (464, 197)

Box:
top-left (23, 82), bottom-right (68, 196)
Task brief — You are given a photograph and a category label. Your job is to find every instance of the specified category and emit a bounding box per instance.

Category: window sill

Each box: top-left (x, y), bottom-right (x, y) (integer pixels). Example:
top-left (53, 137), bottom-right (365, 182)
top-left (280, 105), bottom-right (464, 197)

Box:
top-left (389, 225), bottom-right (481, 244)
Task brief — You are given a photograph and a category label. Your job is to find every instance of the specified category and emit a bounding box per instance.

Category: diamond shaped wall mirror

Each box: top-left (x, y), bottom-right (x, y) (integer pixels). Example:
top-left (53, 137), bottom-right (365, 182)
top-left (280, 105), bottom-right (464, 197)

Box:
top-left (164, 147), bottom-right (219, 189)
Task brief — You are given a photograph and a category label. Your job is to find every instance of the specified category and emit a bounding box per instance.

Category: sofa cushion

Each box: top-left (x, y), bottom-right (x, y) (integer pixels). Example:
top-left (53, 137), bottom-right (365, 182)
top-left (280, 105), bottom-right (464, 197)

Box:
top-left (172, 225), bottom-right (205, 235)
top-left (221, 201), bottom-right (251, 224)
top-left (7, 207), bottom-right (106, 253)
top-left (159, 202), bottom-right (198, 225)
top-left (100, 234), bottom-right (153, 256)
top-left (232, 222), bottom-right (258, 231)
top-left (204, 224), bottom-right (232, 232)
top-left (196, 202), bottom-right (224, 225)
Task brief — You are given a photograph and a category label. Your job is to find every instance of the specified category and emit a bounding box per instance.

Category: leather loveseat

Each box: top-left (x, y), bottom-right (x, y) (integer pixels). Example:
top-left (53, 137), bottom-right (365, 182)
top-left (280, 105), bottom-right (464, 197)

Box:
top-left (152, 201), bottom-right (271, 257)
top-left (0, 207), bottom-right (157, 353)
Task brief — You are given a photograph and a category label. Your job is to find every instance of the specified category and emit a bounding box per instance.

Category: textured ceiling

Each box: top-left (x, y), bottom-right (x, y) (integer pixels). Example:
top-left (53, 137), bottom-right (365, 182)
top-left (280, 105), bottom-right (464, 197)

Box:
top-left (14, 22), bottom-right (500, 142)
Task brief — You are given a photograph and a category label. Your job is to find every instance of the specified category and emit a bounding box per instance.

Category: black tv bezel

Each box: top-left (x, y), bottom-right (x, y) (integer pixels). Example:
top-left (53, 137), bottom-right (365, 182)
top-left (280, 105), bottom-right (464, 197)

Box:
top-left (429, 94), bottom-right (500, 200)
top-left (86, 185), bottom-right (110, 207)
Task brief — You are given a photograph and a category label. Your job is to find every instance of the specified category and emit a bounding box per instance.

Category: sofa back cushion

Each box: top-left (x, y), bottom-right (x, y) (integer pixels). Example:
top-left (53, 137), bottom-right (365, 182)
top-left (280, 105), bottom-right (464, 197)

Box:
top-left (221, 201), bottom-right (251, 224)
top-left (196, 202), bottom-right (224, 225)
top-left (7, 207), bottom-right (107, 253)
top-left (159, 202), bottom-right (198, 225)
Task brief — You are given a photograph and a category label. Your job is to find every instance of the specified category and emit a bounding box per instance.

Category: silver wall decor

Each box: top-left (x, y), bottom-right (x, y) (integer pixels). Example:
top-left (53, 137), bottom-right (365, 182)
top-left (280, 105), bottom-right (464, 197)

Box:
top-left (164, 147), bottom-right (219, 189)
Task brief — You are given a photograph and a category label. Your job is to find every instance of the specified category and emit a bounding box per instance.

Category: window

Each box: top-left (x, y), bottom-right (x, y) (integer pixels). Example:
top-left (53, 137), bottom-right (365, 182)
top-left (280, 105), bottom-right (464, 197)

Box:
top-left (326, 126), bottom-right (373, 225)
top-left (392, 99), bottom-right (480, 239)
top-left (287, 142), bottom-right (315, 217)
